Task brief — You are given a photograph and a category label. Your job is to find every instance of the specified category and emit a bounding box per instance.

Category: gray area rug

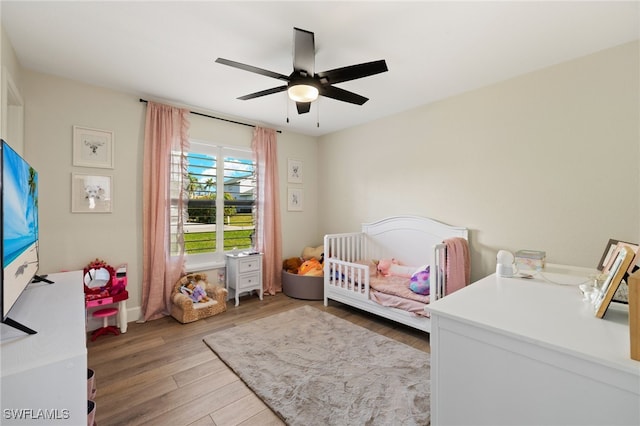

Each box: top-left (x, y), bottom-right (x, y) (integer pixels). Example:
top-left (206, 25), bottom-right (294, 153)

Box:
top-left (203, 305), bottom-right (430, 425)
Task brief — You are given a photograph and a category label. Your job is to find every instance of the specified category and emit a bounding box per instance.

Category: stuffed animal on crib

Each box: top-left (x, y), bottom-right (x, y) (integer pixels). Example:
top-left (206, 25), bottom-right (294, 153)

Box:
top-left (375, 258), bottom-right (400, 276)
top-left (283, 257), bottom-right (304, 274)
top-left (409, 266), bottom-right (431, 295)
top-left (375, 258), bottom-right (415, 278)
top-left (180, 281), bottom-right (210, 303)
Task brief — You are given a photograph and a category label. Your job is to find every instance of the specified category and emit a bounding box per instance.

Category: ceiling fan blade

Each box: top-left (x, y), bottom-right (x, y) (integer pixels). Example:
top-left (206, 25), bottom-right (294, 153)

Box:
top-left (296, 101), bottom-right (312, 114)
top-left (215, 58), bottom-right (290, 82)
top-left (238, 86), bottom-right (288, 100)
top-left (316, 60), bottom-right (388, 85)
top-left (293, 27), bottom-right (315, 76)
top-left (319, 85), bottom-right (369, 105)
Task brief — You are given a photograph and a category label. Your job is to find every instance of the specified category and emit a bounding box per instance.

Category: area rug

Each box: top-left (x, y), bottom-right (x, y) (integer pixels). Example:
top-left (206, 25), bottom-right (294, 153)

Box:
top-left (203, 305), bottom-right (430, 425)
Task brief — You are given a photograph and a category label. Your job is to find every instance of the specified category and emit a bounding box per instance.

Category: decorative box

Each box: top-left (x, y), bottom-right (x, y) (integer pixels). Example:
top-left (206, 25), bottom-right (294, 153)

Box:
top-left (515, 250), bottom-right (546, 272)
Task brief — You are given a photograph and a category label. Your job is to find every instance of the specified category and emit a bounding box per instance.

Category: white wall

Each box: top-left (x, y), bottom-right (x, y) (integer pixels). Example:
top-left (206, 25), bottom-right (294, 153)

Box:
top-left (318, 41), bottom-right (640, 281)
top-left (1, 24), bottom-right (24, 153)
top-left (20, 70), bottom-right (318, 321)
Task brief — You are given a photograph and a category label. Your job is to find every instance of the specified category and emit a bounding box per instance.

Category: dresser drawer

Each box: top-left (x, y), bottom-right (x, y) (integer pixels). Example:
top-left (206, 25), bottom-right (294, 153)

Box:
top-left (238, 257), bottom-right (261, 273)
top-left (86, 297), bottom-right (114, 308)
top-left (237, 273), bottom-right (260, 290)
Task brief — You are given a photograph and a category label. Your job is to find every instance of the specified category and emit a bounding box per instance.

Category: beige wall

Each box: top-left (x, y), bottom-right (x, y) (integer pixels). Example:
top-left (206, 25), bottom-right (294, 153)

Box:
top-left (20, 70), bottom-right (318, 321)
top-left (318, 41), bottom-right (640, 281)
top-left (1, 24), bottom-right (25, 153)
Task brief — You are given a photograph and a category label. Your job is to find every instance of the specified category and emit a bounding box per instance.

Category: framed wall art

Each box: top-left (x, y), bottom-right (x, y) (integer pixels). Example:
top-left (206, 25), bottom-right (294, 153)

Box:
top-left (73, 125), bottom-right (114, 169)
top-left (287, 187), bottom-right (303, 211)
top-left (287, 158), bottom-right (303, 184)
top-left (71, 173), bottom-right (112, 213)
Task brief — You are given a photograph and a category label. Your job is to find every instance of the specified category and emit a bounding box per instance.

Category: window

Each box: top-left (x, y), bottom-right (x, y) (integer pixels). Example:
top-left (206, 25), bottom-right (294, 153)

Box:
top-left (172, 141), bottom-right (256, 268)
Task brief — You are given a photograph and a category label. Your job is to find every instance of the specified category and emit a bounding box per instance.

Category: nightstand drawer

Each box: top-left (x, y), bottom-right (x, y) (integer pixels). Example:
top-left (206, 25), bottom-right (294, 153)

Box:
top-left (237, 273), bottom-right (260, 290)
top-left (238, 257), bottom-right (261, 273)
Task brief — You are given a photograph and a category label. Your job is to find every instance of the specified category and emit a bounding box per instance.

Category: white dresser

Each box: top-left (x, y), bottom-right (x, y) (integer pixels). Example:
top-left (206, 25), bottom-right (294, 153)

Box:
top-left (427, 265), bottom-right (640, 426)
top-left (1, 271), bottom-right (87, 425)
top-left (225, 253), bottom-right (263, 306)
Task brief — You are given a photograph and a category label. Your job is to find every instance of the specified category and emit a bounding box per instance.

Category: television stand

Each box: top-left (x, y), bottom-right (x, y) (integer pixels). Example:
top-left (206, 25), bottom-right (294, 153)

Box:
top-left (1, 316), bottom-right (37, 334)
top-left (31, 274), bottom-right (54, 284)
top-left (1, 270), bottom-right (86, 424)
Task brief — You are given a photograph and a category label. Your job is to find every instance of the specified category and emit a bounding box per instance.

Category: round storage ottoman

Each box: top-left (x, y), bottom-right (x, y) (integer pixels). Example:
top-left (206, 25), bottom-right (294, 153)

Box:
top-left (282, 270), bottom-right (324, 300)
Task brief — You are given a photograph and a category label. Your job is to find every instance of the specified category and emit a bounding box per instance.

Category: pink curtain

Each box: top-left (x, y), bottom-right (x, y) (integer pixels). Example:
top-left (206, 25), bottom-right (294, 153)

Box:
top-left (252, 127), bottom-right (282, 295)
top-left (141, 102), bottom-right (190, 320)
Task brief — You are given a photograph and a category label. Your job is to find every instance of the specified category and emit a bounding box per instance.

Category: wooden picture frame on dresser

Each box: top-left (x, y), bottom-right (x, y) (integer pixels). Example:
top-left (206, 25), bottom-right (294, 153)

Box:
top-left (594, 245), bottom-right (634, 319)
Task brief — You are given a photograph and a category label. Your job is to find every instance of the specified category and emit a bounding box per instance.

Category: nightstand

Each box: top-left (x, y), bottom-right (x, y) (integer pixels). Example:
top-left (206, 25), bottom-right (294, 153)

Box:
top-left (225, 253), bottom-right (263, 306)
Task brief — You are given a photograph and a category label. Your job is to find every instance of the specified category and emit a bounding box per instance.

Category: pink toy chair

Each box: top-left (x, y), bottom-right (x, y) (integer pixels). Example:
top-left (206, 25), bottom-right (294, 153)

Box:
top-left (90, 307), bottom-right (120, 341)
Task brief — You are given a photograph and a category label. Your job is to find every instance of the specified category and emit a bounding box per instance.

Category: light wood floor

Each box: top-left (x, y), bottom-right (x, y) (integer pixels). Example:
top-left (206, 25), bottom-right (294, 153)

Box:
top-left (87, 293), bottom-right (430, 426)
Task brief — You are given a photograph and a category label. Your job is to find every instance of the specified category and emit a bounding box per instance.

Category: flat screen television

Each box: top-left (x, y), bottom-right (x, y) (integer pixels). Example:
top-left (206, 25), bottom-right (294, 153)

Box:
top-left (1, 139), bottom-right (50, 335)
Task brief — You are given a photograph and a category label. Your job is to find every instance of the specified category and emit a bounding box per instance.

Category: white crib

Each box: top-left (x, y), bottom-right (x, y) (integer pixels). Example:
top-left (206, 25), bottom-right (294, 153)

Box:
top-left (323, 215), bottom-right (469, 332)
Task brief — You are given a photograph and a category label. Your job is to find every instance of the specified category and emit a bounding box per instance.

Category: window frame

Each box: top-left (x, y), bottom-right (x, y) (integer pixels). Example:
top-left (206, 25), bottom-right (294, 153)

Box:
top-left (182, 140), bottom-right (256, 271)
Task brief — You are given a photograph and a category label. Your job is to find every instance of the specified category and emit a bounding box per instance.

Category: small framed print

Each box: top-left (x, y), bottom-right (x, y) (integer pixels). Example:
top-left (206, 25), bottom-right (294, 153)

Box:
top-left (287, 187), bottom-right (303, 211)
top-left (71, 173), bottom-right (112, 213)
top-left (73, 125), bottom-right (114, 169)
top-left (287, 158), bottom-right (303, 184)
top-left (594, 246), bottom-right (635, 318)
top-left (599, 239), bottom-right (639, 274)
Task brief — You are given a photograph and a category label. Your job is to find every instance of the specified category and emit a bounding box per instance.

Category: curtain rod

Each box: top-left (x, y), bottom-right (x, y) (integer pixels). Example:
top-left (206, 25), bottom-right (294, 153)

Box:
top-left (139, 98), bottom-right (281, 133)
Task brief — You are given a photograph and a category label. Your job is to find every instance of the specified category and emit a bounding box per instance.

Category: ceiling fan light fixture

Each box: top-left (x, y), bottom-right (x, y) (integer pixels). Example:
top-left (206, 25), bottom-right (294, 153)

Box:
top-left (287, 84), bottom-right (319, 103)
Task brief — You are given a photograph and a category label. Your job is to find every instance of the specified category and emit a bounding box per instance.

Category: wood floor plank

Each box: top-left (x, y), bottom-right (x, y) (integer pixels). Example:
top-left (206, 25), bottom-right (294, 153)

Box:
top-left (138, 380), bottom-right (254, 426)
top-left (209, 393), bottom-right (273, 426)
top-left (96, 350), bottom-right (217, 397)
top-left (188, 415), bottom-right (216, 426)
top-left (94, 376), bottom-right (178, 422)
top-left (88, 293), bottom-right (429, 425)
top-left (89, 336), bottom-right (167, 367)
top-left (238, 409), bottom-right (285, 426)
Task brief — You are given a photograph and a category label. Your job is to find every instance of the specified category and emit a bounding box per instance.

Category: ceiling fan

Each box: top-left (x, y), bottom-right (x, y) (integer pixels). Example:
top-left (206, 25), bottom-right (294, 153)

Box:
top-left (215, 27), bottom-right (388, 114)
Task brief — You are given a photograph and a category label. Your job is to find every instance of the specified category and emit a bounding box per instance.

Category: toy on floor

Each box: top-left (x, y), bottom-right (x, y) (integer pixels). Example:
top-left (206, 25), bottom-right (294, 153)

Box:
top-left (180, 281), bottom-right (210, 303)
top-left (302, 245), bottom-right (324, 261)
top-left (283, 257), bottom-right (304, 274)
top-left (299, 258), bottom-right (323, 276)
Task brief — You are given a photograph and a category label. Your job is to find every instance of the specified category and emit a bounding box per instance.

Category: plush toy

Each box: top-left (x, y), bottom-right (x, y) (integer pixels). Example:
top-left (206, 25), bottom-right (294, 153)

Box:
top-left (180, 281), bottom-right (210, 303)
top-left (301, 245), bottom-right (324, 261)
top-left (375, 258), bottom-right (401, 276)
top-left (298, 258), bottom-right (323, 276)
top-left (283, 257), bottom-right (304, 274)
top-left (409, 266), bottom-right (431, 295)
top-left (375, 258), bottom-right (415, 278)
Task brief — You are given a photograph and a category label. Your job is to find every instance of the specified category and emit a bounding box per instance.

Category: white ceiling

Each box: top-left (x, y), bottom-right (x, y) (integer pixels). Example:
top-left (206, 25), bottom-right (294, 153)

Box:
top-left (2, 1), bottom-right (638, 136)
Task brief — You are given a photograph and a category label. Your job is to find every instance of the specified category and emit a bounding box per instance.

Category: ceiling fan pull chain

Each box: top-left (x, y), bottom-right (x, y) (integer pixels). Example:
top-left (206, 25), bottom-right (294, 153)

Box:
top-left (286, 97), bottom-right (290, 123)
top-left (316, 99), bottom-right (320, 128)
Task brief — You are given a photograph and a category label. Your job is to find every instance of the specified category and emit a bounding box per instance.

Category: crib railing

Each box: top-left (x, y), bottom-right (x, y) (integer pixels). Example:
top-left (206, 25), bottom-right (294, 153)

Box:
top-left (324, 232), bottom-right (364, 263)
top-left (324, 232), bottom-right (370, 303)
top-left (432, 243), bottom-right (447, 301)
top-left (324, 233), bottom-right (451, 304)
